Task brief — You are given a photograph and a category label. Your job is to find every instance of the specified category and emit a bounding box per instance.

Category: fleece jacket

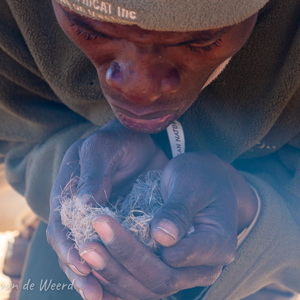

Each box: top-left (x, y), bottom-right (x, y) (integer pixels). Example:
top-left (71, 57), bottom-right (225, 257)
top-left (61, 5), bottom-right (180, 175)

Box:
top-left (0, 0), bottom-right (299, 299)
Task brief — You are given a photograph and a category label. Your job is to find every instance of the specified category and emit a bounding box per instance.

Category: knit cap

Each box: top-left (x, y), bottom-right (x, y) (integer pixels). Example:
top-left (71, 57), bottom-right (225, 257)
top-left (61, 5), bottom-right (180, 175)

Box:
top-left (56, 0), bottom-right (269, 31)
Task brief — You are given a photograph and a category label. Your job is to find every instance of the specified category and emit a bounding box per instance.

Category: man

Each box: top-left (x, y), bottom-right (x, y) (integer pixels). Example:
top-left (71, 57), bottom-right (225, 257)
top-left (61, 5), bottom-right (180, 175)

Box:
top-left (0, 0), bottom-right (299, 299)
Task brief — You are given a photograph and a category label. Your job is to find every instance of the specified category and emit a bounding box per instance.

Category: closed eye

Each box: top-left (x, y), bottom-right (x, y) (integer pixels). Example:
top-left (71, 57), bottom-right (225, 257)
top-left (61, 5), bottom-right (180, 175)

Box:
top-left (70, 23), bottom-right (111, 40)
top-left (186, 39), bottom-right (222, 53)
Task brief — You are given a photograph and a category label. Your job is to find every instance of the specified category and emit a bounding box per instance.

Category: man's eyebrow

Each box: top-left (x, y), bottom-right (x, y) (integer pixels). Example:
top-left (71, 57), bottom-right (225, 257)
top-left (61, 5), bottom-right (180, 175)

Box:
top-left (61, 6), bottom-right (113, 37)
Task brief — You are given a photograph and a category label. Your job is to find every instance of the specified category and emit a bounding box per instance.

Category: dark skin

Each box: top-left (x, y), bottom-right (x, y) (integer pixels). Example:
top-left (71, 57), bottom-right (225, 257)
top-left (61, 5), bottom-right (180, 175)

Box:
top-left (47, 1), bottom-right (259, 299)
top-left (52, 1), bottom-right (257, 133)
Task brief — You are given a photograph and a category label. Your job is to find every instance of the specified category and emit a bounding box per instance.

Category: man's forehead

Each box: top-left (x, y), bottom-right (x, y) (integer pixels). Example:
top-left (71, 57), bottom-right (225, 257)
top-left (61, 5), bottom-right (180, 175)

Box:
top-left (55, 0), bottom-right (268, 32)
top-left (60, 4), bottom-right (230, 45)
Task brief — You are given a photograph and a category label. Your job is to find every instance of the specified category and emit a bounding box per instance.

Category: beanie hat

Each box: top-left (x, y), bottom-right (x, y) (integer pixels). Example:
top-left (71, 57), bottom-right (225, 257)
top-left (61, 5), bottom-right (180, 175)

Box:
top-left (56, 0), bottom-right (269, 31)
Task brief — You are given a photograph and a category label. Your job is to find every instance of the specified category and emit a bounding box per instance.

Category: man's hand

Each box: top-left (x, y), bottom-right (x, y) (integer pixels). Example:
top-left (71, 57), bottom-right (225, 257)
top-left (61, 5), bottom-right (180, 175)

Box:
top-left (79, 216), bottom-right (223, 300)
top-left (151, 152), bottom-right (258, 266)
top-left (46, 119), bottom-right (168, 300)
top-left (79, 152), bottom-right (258, 299)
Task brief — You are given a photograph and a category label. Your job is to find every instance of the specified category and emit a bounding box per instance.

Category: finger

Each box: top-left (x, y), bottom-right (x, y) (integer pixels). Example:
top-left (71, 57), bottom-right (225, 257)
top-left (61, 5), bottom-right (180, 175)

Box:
top-left (50, 139), bottom-right (83, 201)
top-left (102, 290), bottom-right (121, 300)
top-left (75, 120), bottom-right (134, 204)
top-left (59, 258), bottom-right (103, 300)
top-left (151, 153), bottom-right (238, 248)
top-left (76, 120), bottom-right (168, 205)
top-left (152, 185), bottom-right (237, 266)
top-left (92, 216), bottom-right (223, 295)
top-left (175, 265), bottom-right (223, 288)
top-left (47, 214), bottom-right (91, 276)
top-left (76, 131), bottom-right (115, 204)
top-left (75, 127), bottom-right (138, 204)
top-left (78, 242), bottom-right (157, 300)
top-left (160, 223), bottom-right (236, 268)
top-left (92, 216), bottom-right (178, 295)
top-left (158, 178), bottom-right (238, 267)
top-left (150, 154), bottom-right (208, 247)
top-left (47, 140), bottom-right (91, 276)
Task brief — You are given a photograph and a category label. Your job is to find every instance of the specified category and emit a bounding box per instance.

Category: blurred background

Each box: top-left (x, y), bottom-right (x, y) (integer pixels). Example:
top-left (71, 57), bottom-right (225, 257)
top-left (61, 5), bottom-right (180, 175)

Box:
top-left (0, 164), bottom-right (38, 300)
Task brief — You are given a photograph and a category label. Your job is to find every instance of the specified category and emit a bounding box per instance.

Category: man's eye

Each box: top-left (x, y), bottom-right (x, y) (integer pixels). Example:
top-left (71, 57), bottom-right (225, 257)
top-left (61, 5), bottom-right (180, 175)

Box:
top-left (187, 39), bottom-right (222, 53)
top-left (71, 24), bottom-right (109, 41)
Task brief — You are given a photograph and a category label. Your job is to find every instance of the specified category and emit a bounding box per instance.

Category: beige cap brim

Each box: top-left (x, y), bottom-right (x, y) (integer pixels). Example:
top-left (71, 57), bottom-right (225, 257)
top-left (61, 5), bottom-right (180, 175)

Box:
top-left (56, 0), bottom-right (269, 31)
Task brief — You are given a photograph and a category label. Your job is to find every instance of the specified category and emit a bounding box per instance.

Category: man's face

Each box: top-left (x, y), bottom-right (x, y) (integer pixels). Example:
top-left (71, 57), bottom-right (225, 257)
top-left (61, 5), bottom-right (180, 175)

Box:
top-left (52, 0), bottom-right (257, 133)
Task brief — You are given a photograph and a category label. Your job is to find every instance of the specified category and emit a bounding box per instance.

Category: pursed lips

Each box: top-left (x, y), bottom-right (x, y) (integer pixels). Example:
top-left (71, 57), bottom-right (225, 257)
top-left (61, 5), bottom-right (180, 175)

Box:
top-left (110, 103), bottom-right (177, 121)
top-left (116, 111), bottom-right (175, 133)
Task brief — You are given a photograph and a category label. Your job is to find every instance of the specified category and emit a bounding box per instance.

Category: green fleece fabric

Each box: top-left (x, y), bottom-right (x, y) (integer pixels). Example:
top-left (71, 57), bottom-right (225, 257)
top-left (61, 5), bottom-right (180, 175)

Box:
top-left (56, 0), bottom-right (269, 31)
top-left (0, 0), bottom-right (300, 299)
top-left (0, 0), bottom-right (114, 222)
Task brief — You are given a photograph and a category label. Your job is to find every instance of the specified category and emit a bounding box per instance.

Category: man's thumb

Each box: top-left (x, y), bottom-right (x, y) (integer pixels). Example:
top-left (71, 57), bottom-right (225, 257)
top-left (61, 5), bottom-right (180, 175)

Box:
top-left (151, 197), bottom-right (194, 247)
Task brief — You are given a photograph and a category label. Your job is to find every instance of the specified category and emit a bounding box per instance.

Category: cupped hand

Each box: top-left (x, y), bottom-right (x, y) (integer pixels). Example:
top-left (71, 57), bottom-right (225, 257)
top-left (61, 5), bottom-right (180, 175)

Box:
top-left (151, 152), bottom-right (258, 267)
top-left (80, 152), bottom-right (258, 299)
top-left (46, 119), bottom-right (168, 300)
top-left (79, 215), bottom-right (222, 300)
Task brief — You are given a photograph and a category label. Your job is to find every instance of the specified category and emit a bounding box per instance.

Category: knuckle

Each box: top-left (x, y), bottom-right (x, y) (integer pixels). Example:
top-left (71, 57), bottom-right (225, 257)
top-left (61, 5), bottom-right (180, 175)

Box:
top-left (161, 251), bottom-right (182, 268)
top-left (79, 141), bottom-right (93, 160)
top-left (110, 244), bottom-right (134, 264)
top-left (79, 133), bottom-right (105, 160)
top-left (81, 130), bottom-right (114, 153)
top-left (202, 273), bottom-right (218, 286)
top-left (204, 267), bottom-right (222, 286)
top-left (64, 139), bottom-right (82, 159)
top-left (194, 266), bottom-right (222, 287)
top-left (150, 273), bottom-right (176, 295)
top-left (76, 177), bottom-right (98, 195)
top-left (221, 249), bottom-right (236, 265)
top-left (159, 203), bottom-right (191, 230)
top-left (209, 229), bottom-right (236, 265)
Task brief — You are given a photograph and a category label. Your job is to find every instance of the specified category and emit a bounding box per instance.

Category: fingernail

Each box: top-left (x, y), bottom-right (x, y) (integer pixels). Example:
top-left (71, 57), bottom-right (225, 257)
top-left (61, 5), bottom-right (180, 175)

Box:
top-left (154, 219), bottom-right (179, 247)
top-left (80, 249), bottom-right (106, 270)
top-left (157, 219), bottom-right (178, 240)
top-left (69, 263), bottom-right (88, 276)
top-left (93, 219), bottom-right (114, 244)
top-left (79, 288), bottom-right (87, 300)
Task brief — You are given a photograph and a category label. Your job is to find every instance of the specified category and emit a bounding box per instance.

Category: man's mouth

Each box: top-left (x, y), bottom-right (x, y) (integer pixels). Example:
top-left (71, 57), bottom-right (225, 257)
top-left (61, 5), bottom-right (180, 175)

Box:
top-left (109, 103), bottom-right (177, 133)
top-left (105, 97), bottom-right (180, 133)
top-left (111, 104), bottom-right (175, 121)
top-left (116, 112), bottom-right (175, 133)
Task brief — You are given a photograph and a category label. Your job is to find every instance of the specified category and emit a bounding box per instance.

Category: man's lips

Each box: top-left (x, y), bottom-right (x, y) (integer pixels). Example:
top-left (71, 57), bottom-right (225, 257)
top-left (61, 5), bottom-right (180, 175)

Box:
top-left (117, 111), bottom-right (175, 133)
top-left (106, 99), bottom-right (181, 132)
top-left (111, 104), bottom-right (176, 133)
top-left (110, 104), bottom-right (175, 121)
top-left (118, 112), bottom-right (174, 123)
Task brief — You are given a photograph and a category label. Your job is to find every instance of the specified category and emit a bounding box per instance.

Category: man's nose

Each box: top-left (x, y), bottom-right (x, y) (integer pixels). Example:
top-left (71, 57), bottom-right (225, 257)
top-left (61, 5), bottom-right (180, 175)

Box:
top-left (105, 56), bottom-right (180, 106)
